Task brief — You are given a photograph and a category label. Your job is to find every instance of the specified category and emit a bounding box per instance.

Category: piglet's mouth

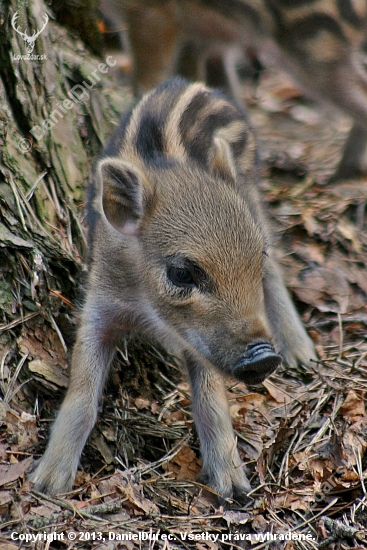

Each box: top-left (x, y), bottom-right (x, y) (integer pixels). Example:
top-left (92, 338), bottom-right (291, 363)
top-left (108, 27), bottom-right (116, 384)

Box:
top-left (232, 341), bottom-right (282, 385)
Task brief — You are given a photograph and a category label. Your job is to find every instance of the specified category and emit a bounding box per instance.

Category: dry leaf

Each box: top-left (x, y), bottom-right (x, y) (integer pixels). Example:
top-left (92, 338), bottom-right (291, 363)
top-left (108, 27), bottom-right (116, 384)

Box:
top-left (292, 266), bottom-right (350, 313)
top-left (263, 380), bottom-right (293, 404)
top-left (0, 443), bottom-right (9, 460)
top-left (70, 499), bottom-right (90, 509)
top-left (339, 391), bottom-right (365, 421)
top-left (30, 503), bottom-right (60, 516)
top-left (124, 481), bottom-right (160, 514)
top-left (0, 490), bottom-right (13, 516)
top-left (252, 514), bottom-right (269, 531)
top-left (293, 242), bottom-right (325, 264)
top-left (337, 220), bottom-right (362, 253)
top-left (196, 542), bottom-right (219, 550)
top-left (97, 473), bottom-right (124, 501)
top-left (274, 491), bottom-right (314, 511)
top-left (90, 432), bottom-right (114, 465)
top-left (223, 510), bottom-right (250, 527)
top-left (0, 402), bottom-right (38, 450)
top-left (167, 445), bottom-right (201, 481)
top-left (342, 430), bottom-right (367, 467)
top-left (301, 208), bottom-right (322, 236)
top-left (308, 458), bottom-right (327, 481)
top-left (0, 457), bottom-right (32, 487)
top-left (340, 470), bottom-right (360, 482)
top-left (151, 401), bottom-right (161, 414)
top-left (135, 397), bottom-right (151, 410)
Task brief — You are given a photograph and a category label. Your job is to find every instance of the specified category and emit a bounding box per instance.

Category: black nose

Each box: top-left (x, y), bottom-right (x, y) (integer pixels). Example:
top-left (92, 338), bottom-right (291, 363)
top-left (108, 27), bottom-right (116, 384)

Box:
top-left (233, 340), bottom-right (282, 385)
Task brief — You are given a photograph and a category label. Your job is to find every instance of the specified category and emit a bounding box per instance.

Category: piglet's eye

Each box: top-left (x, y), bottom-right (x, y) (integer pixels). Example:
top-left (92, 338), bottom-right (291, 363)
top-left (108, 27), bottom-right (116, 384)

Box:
top-left (167, 266), bottom-right (196, 288)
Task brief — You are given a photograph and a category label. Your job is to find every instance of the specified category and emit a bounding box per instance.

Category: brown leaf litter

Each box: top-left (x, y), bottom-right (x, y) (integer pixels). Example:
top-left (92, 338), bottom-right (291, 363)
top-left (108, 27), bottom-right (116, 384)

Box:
top-left (1, 64), bottom-right (367, 549)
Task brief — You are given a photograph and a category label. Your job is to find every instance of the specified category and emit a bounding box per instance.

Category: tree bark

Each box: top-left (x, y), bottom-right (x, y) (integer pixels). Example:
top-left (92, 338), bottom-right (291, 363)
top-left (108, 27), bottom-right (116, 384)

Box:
top-left (0, 0), bottom-right (154, 410)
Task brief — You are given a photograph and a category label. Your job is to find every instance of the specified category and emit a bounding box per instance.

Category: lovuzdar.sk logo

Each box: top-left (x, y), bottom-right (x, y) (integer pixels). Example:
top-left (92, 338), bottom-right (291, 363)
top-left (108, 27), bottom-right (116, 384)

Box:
top-left (11, 11), bottom-right (48, 60)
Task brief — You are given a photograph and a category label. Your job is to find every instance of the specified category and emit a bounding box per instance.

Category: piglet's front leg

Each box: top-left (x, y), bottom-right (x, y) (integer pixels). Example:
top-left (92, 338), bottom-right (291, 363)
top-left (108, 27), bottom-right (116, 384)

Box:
top-left (30, 305), bottom-right (116, 495)
top-left (184, 352), bottom-right (251, 503)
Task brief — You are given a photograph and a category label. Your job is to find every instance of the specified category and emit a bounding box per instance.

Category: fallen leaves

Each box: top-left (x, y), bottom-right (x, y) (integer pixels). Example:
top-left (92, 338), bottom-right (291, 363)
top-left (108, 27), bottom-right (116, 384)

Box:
top-left (262, 379), bottom-right (294, 404)
top-left (293, 265), bottom-right (351, 313)
top-left (339, 390), bottom-right (365, 421)
top-left (165, 445), bottom-right (201, 481)
top-left (0, 401), bottom-right (38, 451)
top-left (0, 457), bottom-right (32, 488)
top-left (1, 53), bottom-right (367, 548)
top-left (94, 472), bottom-right (160, 516)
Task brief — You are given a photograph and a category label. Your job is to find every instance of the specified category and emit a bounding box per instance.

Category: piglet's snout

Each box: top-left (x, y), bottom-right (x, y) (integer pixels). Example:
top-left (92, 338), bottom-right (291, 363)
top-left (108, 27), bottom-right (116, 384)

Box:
top-left (233, 340), bottom-right (282, 385)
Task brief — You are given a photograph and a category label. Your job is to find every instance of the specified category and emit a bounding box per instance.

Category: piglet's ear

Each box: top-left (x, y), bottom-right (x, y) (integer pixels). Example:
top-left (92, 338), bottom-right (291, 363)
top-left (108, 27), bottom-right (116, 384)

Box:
top-left (209, 136), bottom-right (237, 184)
top-left (100, 158), bottom-right (146, 235)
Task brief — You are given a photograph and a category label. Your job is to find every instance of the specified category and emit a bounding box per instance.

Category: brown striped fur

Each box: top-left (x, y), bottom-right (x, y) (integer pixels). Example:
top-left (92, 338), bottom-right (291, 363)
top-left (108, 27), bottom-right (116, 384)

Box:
top-left (31, 80), bottom-right (316, 502)
top-left (101, 0), bottom-right (367, 180)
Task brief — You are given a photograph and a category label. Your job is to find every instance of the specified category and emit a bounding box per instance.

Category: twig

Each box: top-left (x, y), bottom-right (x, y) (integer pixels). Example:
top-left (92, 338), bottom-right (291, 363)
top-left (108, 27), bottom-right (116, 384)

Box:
top-left (49, 288), bottom-right (76, 309)
top-left (0, 311), bottom-right (40, 333)
top-left (337, 312), bottom-right (343, 358)
top-left (250, 499), bottom-right (339, 550)
top-left (7, 172), bottom-right (27, 231)
top-left (28, 491), bottom-right (127, 528)
top-left (26, 171), bottom-right (47, 201)
top-left (254, 498), bottom-right (339, 550)
top-left (48, 312), bottom-right (68, 354)
top-left (4, 350), bottom-right (29, 403)
top-left (130, 433), bottom-right (191, 476)
top-left (318, 516), bottom-right (365, 548)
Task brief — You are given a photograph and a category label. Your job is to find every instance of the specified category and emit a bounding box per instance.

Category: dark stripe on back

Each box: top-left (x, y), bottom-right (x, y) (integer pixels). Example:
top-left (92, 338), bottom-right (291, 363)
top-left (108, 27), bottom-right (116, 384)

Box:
top-left (135, 78), bottom-right (190, 162)
top-left (179, 90), bottom-right (210, 141)
top-left (337, 0), bottom-right (364, 28)
top-left (272, 0), bottom-right (318, 6)
top-left (198, 0), bottom-right (263, 29)
top-left (136, 111), bottom-right (165, 161)
top-left (279, 13), bottom-right (347, 46)
top-left (187, 106), bottom-right (239, 165)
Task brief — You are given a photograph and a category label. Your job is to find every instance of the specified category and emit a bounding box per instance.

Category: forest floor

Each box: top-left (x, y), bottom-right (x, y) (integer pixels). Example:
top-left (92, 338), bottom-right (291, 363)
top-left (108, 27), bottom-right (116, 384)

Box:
top-left (1, 61), bottom-right (367, 549)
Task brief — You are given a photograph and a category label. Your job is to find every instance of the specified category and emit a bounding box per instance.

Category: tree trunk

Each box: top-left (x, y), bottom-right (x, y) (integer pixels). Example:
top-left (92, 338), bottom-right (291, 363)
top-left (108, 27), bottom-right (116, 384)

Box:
top-left (0, 0), bottom-right (169, 411)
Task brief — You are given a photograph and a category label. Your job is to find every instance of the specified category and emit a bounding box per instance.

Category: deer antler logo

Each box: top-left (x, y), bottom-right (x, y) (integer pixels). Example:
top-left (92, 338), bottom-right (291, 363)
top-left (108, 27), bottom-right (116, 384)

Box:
top-left (12, 12), bottom-right (49, 54)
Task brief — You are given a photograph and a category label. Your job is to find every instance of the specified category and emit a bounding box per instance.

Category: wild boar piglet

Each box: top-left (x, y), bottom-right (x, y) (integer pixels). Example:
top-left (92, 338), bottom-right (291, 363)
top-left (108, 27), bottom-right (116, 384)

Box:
top-left (31, 78), bottom-right (316, 502)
